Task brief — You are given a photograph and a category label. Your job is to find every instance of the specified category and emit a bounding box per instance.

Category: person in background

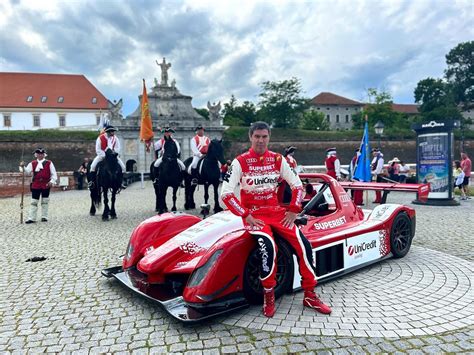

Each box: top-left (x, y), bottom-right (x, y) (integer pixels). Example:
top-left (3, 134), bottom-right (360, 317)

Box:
top-left (77, 157), bottom-right (89, 190)
top-left (453, 160), bottom-right (466, 200)
top-left (284, 146), bottom-right (298, 172)
top-left (388, 157), bottom-right (400, 182)
top-left (460, 152), bottom-right (471, 199)
top-left (188, 124), bottom-right (210, 185)
top-left (325, 147), bottom-right (341, 180)
top-left (19, 148), bottom-right (58, 223)
top-left (371, 148), bottom-right (384, 203)
top-left (398, 160), bottom-right (410, 184)
top-left (349, 148), bottom-right (364, 206)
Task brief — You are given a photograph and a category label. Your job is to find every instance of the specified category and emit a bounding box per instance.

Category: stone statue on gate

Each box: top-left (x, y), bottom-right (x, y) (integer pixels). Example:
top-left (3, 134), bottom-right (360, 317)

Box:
top-left (156, 57), bottom-right (171, 86)
top-left (207, 101), bottom-right (221, 121)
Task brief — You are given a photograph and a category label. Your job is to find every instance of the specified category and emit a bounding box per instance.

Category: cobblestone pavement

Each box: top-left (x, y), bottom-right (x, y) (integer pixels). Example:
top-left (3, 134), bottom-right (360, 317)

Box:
top-left (1, 184), bottom-right (473, 354)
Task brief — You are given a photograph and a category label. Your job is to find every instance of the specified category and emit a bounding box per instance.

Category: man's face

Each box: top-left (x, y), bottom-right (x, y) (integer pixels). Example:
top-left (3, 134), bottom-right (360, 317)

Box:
top-left (461, 153), bottom-right (466, 160)
top-left (249, 129), bottom-right (270, 155)
top-left (197, 129), bottom-right (204, 136)
top-left (36, 153), bottom-right (45, 160)
top-left (107, 131), bottom-right (115, 136)
top-left (164, 131), bottom-right (172, 137)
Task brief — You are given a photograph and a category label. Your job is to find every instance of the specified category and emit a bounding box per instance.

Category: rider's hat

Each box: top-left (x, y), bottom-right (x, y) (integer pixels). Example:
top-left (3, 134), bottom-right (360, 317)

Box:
top-left (33, 147), bottom-right (47, 155)
top-left (195, 124), bottom-right (205, 131)
top-left (104, 125), bottom-right (118, 133)
top-left (372, 147), bottom-right (380, 153)
top-left (161, 126), bottom-right (175, 133)
top-left (284, 145), bottom-right (297, 155)
top-left (326, 147), bottom-right (337, 154)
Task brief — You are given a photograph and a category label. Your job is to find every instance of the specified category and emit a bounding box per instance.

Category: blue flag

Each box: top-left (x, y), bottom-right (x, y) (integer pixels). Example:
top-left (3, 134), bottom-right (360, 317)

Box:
top-left (353, 122), bottom-right (372, 182)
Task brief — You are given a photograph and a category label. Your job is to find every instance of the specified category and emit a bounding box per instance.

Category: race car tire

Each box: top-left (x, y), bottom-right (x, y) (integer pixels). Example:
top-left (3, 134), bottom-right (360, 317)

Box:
top-left (390, 212), bottom-right (413, 258)
top-left (243, 238), bottom-right (294, 304)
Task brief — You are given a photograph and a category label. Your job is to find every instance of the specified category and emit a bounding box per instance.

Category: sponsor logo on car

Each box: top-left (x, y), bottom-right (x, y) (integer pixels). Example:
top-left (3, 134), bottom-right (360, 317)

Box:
top-left (347, 240), bottom-right (377, 257)
top-left (314, 216), bottom-right (346, 230)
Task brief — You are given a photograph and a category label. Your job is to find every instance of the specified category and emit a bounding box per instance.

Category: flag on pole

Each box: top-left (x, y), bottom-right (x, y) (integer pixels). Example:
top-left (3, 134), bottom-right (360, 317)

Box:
top-left (353, 117), bottom-right (372, 182)
top-left (140, 79), bottom-right (154, 152)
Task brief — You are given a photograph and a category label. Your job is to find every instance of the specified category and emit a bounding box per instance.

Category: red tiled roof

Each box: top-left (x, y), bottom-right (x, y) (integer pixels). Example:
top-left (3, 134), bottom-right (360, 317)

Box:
top-left (391, 103), bottom-right (419, 114)
top-left (0, 72), bottom-right (109, 109)
top-left (310, 92), bottom-right (363, 106)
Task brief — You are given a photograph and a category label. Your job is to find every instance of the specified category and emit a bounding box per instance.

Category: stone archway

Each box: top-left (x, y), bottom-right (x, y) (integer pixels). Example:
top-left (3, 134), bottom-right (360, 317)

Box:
top-left (126, 159), bottom-right (137, 172)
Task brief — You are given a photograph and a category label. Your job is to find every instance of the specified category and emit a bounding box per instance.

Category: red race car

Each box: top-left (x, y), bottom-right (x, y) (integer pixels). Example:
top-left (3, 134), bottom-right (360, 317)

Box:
top-left (102, 174), bottom-right (430, 322)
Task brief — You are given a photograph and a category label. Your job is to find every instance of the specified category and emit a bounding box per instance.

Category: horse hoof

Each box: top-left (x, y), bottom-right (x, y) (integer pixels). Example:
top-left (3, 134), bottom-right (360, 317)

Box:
top-left (90, 212), bottom-right (95, 216)
top-left (102, 216), bottom-right (109, 221)
top-left (171, 207), bottom-right (177, 212)
top-left (110, 215), bottom-right (117, 219)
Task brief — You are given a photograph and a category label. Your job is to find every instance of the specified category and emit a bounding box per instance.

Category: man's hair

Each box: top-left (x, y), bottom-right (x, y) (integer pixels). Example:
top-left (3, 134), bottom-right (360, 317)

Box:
top-left (249, 121), bottom-right (271, 136)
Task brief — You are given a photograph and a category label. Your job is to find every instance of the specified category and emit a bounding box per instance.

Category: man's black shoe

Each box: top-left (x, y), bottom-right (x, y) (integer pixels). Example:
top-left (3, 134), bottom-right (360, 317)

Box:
top-left (41, 218), bottom-right (48, 222)
top-left (25, 220), bottom-right (35, 224)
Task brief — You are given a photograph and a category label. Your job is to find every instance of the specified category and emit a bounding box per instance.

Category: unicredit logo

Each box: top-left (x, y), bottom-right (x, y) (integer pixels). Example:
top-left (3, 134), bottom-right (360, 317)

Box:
top-left (251, 176), bottom-right (279, 185)
top-left (348, 240), bottom-right (377, 256)
top-left (246, 178), bottom-right (254, 186)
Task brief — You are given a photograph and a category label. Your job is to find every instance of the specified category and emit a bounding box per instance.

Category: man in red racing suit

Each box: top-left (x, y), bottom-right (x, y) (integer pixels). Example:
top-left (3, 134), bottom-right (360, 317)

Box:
top-left (221, 121), bottom-right (332, 317)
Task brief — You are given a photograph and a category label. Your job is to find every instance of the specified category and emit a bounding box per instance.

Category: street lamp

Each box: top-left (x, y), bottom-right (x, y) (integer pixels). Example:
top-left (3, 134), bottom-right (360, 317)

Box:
top-left (374, 120), bottom-right (385, 148)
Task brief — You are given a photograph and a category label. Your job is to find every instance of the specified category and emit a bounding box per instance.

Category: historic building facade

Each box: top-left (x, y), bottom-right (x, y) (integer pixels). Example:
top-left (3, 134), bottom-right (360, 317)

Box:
top-left (0, 72), bottom-right (110, 130)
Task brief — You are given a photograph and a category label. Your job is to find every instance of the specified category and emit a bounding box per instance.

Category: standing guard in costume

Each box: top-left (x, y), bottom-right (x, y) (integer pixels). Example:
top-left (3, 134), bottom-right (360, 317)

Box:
top-left (188, 124), bottom-right (210, 185)
top-left (283, 145), bottom-right (298, 172)
top-left (325, 147), bottom-right (341, 180)
top-left (349, 148), bottom-right (364, 205)
top-left (221, 121), bottom-right (331, 318)
top-left (371, 148), bottom-right (385, 203)
top-left (153, 126), bottom-right (186, 171)
top-left (19, 148), bottom-right (57, 223)
top-left (90, 125), bottom-right (126, 183)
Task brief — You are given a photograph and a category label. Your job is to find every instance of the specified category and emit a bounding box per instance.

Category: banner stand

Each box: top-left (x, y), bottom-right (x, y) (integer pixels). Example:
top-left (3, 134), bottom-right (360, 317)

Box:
top-left (412, 120), bottom-right (460, 206)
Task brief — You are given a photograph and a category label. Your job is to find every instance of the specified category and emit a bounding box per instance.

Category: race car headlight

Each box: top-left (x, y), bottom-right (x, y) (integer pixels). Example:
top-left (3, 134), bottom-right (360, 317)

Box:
top-left (187, 250), bottom-right (223, 287)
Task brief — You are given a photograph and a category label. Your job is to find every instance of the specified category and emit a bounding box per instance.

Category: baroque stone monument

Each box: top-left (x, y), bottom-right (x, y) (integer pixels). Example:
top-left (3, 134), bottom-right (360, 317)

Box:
top-left (110, 58), bottom-right (225, 173)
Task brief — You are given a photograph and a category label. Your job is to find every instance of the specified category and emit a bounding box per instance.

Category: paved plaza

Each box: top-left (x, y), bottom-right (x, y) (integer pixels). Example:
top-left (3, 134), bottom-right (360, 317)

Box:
top-left (1, 183), bottom-right (473, 354)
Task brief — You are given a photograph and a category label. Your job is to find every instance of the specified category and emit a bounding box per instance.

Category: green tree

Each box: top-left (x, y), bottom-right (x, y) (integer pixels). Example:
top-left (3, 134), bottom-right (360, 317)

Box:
top-left (222, 95), bottom-right (257, 126)
top-left (258, 77), bottom-right (308, 128)
top-left (299, 110), bottom-right (329, 130)
top-left (352, 88), bottom-right (411, 130)
top-left (195, 108), bottom-right (209, 120)
top-left (414, 78), bottom-right (462, 121)
top-left (445, 41), bottom-right (474, 108)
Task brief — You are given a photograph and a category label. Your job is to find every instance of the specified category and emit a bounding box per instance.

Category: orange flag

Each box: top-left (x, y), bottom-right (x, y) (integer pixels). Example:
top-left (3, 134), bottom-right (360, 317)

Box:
top-left (140, 79), bottom-right (154, 152)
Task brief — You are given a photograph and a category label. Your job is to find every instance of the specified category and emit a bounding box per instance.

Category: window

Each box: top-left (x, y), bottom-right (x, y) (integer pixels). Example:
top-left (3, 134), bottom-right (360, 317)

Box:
top-left (57, 96), bottom-right (64, 103)
top-left (91, 97), bottom-right (97, 104)
top-left (33, 114), bottom-right (40, 127)
top-left (59, 114), bottom-right (66, 127)
top-left (336, 115), bottom-right (340, 123)
top-left (3, 114), bottom-right (11, 127)
top-left (345, 115), bottom-right (349, 123)
top-left (316, 107), bottom-right (320, 110)
top-left (346, 107), bottom-right (349, 110)
top-left (26, 96), bottom-right (33, 102)
top-left (326, 107), bottom-right (330, 110)
top-left (96, 114), bottom-right (101, 125)
top-left (326, 114), bottom-right (330, 122)
top-left (41, 96), bottom-right (47, 103)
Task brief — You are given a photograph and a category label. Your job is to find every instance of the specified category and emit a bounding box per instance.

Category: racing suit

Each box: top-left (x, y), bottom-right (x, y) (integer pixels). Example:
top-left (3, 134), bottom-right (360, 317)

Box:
top-left (221, 148), bottom-right (317, 291)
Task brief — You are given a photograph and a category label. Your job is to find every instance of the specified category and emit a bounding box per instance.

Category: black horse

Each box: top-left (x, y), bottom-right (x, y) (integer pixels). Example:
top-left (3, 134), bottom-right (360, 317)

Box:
top-left (184, 139), bottom-right (226, 214)
top-left (150, 136), bottom-right (183, 214)
top-left (88, 149), bottom-right (123, 220)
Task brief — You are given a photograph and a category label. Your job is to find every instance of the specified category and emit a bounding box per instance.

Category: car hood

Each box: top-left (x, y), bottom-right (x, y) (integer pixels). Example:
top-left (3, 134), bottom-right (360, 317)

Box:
top-left (137, 211), bottom-right (244, 276)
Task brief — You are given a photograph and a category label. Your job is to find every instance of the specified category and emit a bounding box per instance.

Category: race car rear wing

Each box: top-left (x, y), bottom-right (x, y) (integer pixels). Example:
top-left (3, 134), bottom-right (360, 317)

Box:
top-left (299, 173), bottom-right (430, 204)
top-left (338, 181), bottom-right (430, 203)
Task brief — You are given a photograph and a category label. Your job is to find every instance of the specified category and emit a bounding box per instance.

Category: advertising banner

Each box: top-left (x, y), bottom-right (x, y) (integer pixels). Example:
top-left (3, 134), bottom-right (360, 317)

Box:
top-left (417, 132), bottom-right (450, 198)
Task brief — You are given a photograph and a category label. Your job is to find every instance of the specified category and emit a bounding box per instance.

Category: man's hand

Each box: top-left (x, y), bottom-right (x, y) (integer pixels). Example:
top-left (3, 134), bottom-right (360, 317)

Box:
top-left (245, 214), bottom-right (265, 230)
top-left (281, 211), bottom-right (298, 229)
top-left (19, 161), bottom-right (25, 167)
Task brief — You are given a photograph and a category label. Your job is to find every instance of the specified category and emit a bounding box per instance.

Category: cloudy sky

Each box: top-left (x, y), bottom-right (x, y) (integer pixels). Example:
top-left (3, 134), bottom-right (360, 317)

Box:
top-left (1, 0), bottom-right (472, 116)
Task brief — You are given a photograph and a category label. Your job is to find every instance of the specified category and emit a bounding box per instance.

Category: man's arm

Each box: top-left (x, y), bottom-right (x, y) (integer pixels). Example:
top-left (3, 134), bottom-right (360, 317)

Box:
top-left (49, 162), bottom-right (58, 185)
top-left (95, 137), bottom-right (104, 157)
top-left (220, 159), bottom-right (249, 218)
top-left (114, 137), bottom-right (121, 155)
top-left (190, 138), bottom-right (201, 157)
top-left (334, 158), bottom-right (341, 178)
top-left (174, 139), bottom-right (181, 155)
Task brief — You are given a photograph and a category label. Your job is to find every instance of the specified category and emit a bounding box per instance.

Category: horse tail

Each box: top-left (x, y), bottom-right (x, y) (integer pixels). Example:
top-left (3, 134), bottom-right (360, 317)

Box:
top-left (90, 184), bottom-right (101, 207)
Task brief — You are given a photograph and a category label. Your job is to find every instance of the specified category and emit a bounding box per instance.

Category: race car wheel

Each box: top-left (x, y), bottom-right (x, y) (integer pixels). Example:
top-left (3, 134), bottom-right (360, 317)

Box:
top-left (243, 239), bottom-right (294, 304)
top-left (390, 212), bottom-right (413, 258)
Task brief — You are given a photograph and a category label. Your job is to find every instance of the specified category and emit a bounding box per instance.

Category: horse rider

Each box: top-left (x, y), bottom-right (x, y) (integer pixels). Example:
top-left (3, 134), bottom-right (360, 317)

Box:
top-left (19, 147), bottom-right (57, 223)
top-left (188, 124), bottom-right (210, 185)
top-left (325, 147), bottom-right (341, 180)
top-left (153, 126), bottom-right (186, 172)
top-left (221, 121), bottom-right (332, 318)
top-left (89, 125), bottom-right (126, 185)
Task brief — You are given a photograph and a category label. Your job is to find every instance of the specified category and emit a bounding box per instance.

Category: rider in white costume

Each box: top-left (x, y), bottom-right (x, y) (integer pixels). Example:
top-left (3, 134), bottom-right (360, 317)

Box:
top-left (153, 126), bottom-right (186, 171)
